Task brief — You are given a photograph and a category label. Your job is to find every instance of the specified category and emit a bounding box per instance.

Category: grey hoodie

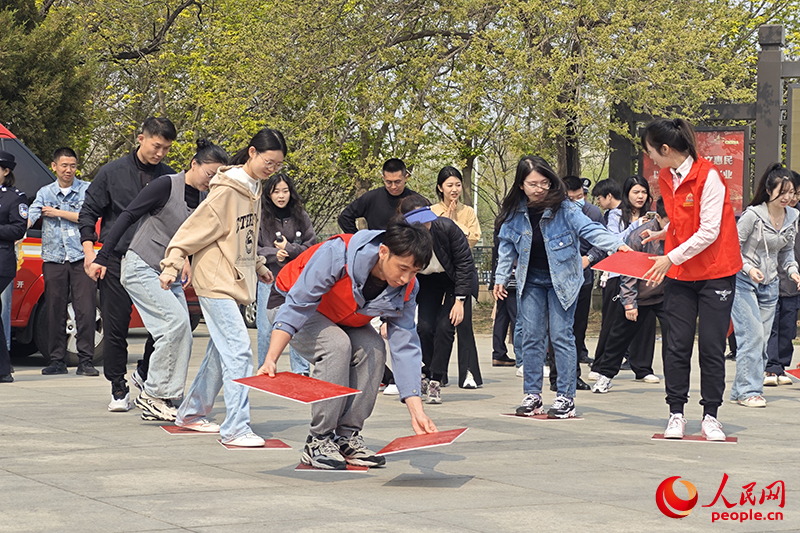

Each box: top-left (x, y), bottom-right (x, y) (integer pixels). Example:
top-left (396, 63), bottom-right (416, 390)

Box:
top-left (737, 203), bottom-right (799, 285)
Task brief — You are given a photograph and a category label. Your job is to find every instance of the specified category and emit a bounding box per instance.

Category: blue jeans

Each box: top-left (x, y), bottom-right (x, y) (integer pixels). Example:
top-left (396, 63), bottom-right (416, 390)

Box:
top-left (176, 296), bottom-right (254, 441)
top-left (730, 274), bottom-right (779, 401)
top-left (122, 251), bottom-right (192, 399)
top-left (256, 280), bottom-right (310, 373)
top-left (516, 269), bottom-right (578, 398)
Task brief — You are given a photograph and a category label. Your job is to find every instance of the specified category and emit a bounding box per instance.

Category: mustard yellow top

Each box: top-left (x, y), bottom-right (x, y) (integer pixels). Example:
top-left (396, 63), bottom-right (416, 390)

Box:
top-left (431, 201), bottom-right (480, 248)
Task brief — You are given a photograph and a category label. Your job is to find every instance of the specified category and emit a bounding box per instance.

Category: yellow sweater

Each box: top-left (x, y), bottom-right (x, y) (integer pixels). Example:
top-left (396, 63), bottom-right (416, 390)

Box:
top-left (161, 166), bottom-right (268, 305)
top-left (431, 201), bottom-right (481, 248)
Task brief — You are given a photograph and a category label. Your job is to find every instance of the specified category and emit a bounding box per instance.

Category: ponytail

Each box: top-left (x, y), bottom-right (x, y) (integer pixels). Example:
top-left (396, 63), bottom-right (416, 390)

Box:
top-left (230, 128), bottom-right (287, 165)
top-left (641, 118), bottom-right (698, 160)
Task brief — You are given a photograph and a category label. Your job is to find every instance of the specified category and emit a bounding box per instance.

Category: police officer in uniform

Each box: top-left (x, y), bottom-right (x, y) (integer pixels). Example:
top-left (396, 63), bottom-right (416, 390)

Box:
top-left (0, 151), bottom-right (29, 383)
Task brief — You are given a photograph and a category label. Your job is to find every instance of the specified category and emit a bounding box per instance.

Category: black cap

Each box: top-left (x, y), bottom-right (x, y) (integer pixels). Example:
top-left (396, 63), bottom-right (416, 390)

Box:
top-left (0, 150), bottom-right (16, 171)
top-left (580, 177), bottom-right (591, 192)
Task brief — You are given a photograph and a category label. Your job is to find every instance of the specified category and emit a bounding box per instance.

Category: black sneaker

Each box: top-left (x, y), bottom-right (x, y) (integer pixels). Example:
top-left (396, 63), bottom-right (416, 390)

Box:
top-left (76, 362), bottom-right (99, 376)
top-left (576, 378), bottom-right (591, 391)
top-left (549, 381), bottom-right (557, 392)
top-left (42, 361), bottom-right (68, 375)
top-left (515, 393), bottom-right (544, 416)
top-left (335, 432), bottom-right (386, 467)
top-left (301, 433), bottom-right (347, 470)
top-left (619, 359), bottom-right (631, 371)
top-left (0, 374), bottom-right (12, 383)
top-left (547, 396), bottom-right (576, 419)
top-left (578, 354), bottom-right (594, 365)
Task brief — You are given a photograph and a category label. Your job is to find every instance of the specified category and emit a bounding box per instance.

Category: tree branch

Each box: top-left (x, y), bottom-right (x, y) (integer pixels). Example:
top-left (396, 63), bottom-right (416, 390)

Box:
top-left (109, 0), bottom-right (198, 61)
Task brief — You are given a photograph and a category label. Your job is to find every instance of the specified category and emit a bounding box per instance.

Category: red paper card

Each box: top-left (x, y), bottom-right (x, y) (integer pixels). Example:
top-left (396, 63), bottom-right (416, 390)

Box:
top-left (500, 413), bottom-right (583, 421)
top-left (217, 439), bottom-right (291, 450)
top-left (592, 250), bottom-right (658, 280)
top-left (376, 428), bottom-right (468, 456)
top-left (160, 425), bottom-right (211, 435)
top-left (784, 368), bottom-right (800, 380)
top-left (234, 372), bottom-right (361, 404)
top-left (651, 434), bottom-right (737, 443)
top-left (294, 463), bottom-right (370, 472)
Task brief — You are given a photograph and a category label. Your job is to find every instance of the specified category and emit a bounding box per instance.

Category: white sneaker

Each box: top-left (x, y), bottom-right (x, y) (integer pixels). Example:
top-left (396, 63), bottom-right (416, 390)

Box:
top-left (637, 374), bottom-right (660, 384)
top-left (131, 369), bottom-right (145, 390)
top-left (763, 373), bottom-right (778, 387)
top-left (543, 365), bottom-right (550, 378)
top-left (382, 384), bottom-right (399, 395)
top-left (108, 392), bottom-right (131, 412)
top-left (462, 371), bottom-right (477, 389)
top-left (179, 419), bottom-right (220, 433)
top-left (663, 413), bottom-right (686, 439)
top-left (738, 395), bottom-right (767, 408)
top-left (777, 373), bottom-right (793, 386)
top-left (701, 415), bottom-right (726, 441)
top-left (224, 432), bottom-right (265, 447)
top-left (592, 375), bottom-right (613, 393)
top-left (587, 371), bottom-right (600, 382)
top-left (515, 365), bottom-right (523, 378)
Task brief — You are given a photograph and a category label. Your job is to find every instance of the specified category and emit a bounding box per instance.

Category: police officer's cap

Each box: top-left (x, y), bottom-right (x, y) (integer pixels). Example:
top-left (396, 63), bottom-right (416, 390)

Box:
top-left (0, 151), bottom-right (16, 171)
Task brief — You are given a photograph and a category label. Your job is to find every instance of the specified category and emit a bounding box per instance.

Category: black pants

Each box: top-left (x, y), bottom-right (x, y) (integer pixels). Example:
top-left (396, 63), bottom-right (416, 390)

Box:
top-left (593, 277), bottom-right (622, 363)
top-left (663, 276), bottom-right (735, 418)
top-left (0, 275), bottom-right (13, 376)
top-left (492, 289), bottom-right (517, 360)
top-left (456, 296), bottom-right (482, 387)
top-left (418, 273), bottom-right (457, 383)
top-left (42, 260), bottom-right (97, 365)
top-left (98, 254), bottom-right (154, 385)
top-left (595, 301), bottom-right (669, 379)
top-left (549, 282), bottom-right (592, 382)
top-left (766, 294), bottom-right (800, 374)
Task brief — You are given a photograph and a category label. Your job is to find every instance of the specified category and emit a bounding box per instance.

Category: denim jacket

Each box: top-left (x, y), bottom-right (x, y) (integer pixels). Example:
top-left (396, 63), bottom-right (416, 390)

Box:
top-left (29, 179), bottom-right (90, 264)
top-left (495, 199), bottom-right (624, 310)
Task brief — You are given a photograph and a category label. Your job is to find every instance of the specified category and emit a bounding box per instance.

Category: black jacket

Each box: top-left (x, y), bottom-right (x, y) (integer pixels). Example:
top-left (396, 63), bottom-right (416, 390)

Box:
top-left (0, 186), bottom-right (28, 277)
top-left (338, 187), bottom-right (423, 232)
top-left (430, 217), bottom-right (478, 298)
top-left (580, 201), bottom-right (607, 286)
top-left (79, 150), bottom-right (174, 254)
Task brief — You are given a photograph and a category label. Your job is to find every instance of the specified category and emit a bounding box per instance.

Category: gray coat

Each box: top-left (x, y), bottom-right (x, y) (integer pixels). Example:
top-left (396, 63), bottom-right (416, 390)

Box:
top-left (737, 203), bottom-right (799, 285)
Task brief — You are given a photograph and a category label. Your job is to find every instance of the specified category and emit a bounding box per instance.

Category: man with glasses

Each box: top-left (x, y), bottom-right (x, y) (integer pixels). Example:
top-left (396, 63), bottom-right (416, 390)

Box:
top-left (338, 158), bottom-right (424, 394)
top-left (79, 117), bottom-right (177, 412)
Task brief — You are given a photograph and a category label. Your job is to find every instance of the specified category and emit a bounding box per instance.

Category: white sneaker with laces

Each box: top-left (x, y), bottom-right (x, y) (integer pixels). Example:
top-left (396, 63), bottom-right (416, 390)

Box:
top-left (592, 375), bottom-right (613, 393)
top-left (701, 415), bottom-right (726, 441)
top-left (382, 384), bottom-right (399, 395)
top-left (179, 419), bottom-right (220, 433)
top-left (763, 373), bottom-right (778, 387)
top-left (131, 369), bottom-right (145, 390)
top-left (778, 373), bottom-right (793, 386)
top-left (587, 371), bottom-right (600, 382)
top-left (663, 413), bottom-right (686, 439)
top-left (515, 365), bottom-right (523, 378)
top-left (462, 371), bottom-right (477, 389)
top-left (108, 392), bottom-right (131, 412)
top-left (738, 395), bottom-right (767, 408)
top-left (224, 432), bottom-right (265, 447)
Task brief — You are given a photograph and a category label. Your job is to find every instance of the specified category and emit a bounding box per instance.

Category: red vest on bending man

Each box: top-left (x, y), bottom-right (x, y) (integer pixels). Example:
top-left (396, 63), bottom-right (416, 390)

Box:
top-left (658, 157), bottom-right (742, 282)
top-left (276, 234), bottom-right (415, 328)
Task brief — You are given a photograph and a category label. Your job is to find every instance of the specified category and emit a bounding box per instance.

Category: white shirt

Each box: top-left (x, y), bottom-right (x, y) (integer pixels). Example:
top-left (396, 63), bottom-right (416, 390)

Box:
top-left (226, 166), bottom-right (260, 196)
top-left (666, 156), bottom-right (725, 265)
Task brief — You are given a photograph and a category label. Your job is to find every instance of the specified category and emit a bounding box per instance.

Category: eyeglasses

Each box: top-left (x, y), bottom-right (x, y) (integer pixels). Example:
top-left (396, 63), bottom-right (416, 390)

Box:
top-left (199, 166), bottom-right (214, 179)
top-left (258, 153), bottom-right (283, 173)
top-left (524, 180), bottom-right (551, 190)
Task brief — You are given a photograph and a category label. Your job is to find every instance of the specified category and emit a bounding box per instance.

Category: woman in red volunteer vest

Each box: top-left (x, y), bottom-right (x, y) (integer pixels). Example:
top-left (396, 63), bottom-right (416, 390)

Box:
top-left (641, 118), bottom-right (741, 442)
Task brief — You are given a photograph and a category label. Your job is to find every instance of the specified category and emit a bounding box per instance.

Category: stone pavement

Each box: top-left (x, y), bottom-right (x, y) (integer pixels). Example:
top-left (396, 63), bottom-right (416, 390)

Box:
top-left (1, 327), bottom-right (799, 532)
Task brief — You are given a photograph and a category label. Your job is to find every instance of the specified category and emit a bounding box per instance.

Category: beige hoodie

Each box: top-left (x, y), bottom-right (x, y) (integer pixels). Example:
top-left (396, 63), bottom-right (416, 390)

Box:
top-left (161, 165), bottom-right (268, 305)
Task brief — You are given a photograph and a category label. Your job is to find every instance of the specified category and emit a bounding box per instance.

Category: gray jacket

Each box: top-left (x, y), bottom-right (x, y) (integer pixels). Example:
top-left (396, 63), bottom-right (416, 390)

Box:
top-left (778, 206), bottom-right (800, 297)
top-left (738, 203), bottom-right (799, 285)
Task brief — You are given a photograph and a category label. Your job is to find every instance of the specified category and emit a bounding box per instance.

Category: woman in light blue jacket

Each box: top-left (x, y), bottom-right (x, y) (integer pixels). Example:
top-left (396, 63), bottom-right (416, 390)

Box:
top-left (493, 156), bottom-right (629, 418)
top-left (731, 163), bottom-right (800, 408)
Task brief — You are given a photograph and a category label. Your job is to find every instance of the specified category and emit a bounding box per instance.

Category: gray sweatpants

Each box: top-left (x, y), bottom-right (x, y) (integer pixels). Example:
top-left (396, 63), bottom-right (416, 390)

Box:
top-left (290, 312), bottom-right (386, 437)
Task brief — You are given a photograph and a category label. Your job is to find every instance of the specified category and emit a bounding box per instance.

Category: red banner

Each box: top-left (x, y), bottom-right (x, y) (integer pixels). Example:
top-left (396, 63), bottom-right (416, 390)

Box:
top-left (642, 129), bottom-right (746, 215)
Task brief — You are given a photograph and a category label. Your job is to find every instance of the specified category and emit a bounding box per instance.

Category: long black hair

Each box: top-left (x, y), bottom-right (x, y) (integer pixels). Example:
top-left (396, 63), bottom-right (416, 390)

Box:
top-left (436, 166), bottom-right (462, 200)
top-left (230, 128), bottom-right (287, 165)
top-left (749, 163), bottom-right (795, 208)
top-left (261, 173), bottom-right (306, 233)
top-left (619, 175), bottom-right (652, 228)
top-left (640, 118), bottom-right (698, 161)
top-left (495, 155), bottom-right (566, 232)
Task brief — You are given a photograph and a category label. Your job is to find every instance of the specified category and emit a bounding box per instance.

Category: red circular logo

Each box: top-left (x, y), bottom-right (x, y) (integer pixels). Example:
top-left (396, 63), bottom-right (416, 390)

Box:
top-left (656, 476), bottom-right (698, 519)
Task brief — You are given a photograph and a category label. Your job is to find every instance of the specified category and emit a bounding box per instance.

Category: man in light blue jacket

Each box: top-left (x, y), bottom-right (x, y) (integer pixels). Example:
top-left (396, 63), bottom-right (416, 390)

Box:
top-left (28, 148), bottom-right (98, 377)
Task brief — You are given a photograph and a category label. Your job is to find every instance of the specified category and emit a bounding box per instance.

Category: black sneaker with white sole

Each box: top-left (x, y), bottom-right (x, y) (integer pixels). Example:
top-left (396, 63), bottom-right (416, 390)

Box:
top-left (335, 432), bottom-right (386, 467)
top-left (301, 433), bottom-right (347, 470)
top-left (515, 393), bottom-right (544, 416)
top-left (547, 396), bottom-right (576, 419)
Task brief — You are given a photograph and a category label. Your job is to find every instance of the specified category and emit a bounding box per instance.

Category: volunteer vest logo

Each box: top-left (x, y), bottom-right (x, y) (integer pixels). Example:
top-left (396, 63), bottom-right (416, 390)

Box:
top-left (682, 193), bottom-right (694, 207)
top-left (715, 290), bottom-right (732, 302)
top-left (656, 476), bottom-right (698, 519)
top-left (245, 229), bottom-right (254, 255)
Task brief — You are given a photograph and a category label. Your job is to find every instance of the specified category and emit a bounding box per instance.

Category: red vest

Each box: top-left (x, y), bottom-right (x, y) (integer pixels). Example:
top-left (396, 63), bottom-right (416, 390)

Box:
top-left (658, 157), bottom-right (742, 281)
top-left (276, 234), bottom-right (415, 327)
